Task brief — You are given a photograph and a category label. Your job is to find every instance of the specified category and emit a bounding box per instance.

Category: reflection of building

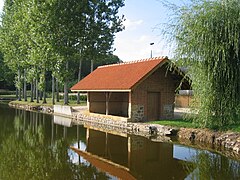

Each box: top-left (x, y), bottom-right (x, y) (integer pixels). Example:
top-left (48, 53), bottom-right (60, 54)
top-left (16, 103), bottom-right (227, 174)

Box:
top-left (54, 115), bottom-right (73, 127)
top-left (72, 128), bottom-right (190, 180)
top-left (71, 57), bottom-right (190, 122)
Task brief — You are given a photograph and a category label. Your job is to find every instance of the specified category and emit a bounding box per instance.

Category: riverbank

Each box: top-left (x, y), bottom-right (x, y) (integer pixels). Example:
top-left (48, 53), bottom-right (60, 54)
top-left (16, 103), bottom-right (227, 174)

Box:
top-left (7, 101), bottom-right (240, 158)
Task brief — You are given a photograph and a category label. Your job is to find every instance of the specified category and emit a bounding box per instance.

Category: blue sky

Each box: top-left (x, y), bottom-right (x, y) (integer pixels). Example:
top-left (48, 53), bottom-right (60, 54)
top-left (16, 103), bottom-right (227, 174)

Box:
top-left (0, 0), bottom-right (187, 61)
top-left (114, 0), bottom-right (170, 61)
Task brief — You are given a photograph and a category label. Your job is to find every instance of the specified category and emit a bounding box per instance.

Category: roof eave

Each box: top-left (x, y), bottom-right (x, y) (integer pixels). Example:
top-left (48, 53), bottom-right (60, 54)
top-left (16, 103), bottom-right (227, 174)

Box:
top-left (71, 89), bottom-right (131, 92)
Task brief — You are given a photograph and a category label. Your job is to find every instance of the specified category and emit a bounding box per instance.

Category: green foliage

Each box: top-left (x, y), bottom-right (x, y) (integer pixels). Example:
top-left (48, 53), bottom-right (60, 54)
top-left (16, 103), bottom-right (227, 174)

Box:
top-left (0, 51), bottom-right (15, 89)
top-left (164, 0), bottom-right (240, 128)
top-left (0, 0), bottom-right (124, 103)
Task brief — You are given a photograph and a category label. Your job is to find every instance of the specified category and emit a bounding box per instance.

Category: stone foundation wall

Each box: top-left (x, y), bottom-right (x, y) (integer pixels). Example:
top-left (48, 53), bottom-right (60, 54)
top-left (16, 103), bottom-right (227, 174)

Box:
top-left (131, 105), bottom-right (144, 122)
top-left (163, 104), bottom-right (174, 119)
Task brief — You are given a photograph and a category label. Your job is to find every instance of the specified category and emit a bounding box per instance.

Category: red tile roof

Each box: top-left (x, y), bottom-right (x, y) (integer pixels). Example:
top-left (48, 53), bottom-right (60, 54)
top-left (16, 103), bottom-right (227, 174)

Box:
top-left (71, 56), bottom-right (168, 91)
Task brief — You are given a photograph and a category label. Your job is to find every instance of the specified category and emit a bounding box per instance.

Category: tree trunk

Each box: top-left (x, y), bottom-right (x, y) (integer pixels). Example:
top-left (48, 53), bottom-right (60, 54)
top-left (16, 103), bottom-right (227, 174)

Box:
top-left (64, 82), bottom-right (68, 104)
top-left (40, 91), bottom-right (43, 100)
top-left (18, 69), bottom-right (21, 101)
top-left (64, 61), bottom-right (69, 105)
top-left (43, 71), bottom-right (47, 104)
top-left (43, 90), bottom-right (47, 103)
top-left (56, 79), bottom-right (59, 102)
top-left (77, 58), bottom-right (82, 104)
top-left (52, 74), bottom-right (55, 105)
top-left (16, 88), bottom-right (18, 99)
top-left (24, 69), bottom-right (27, 101)
top-left (22, 83), bottom-right (24, 100)
top-left (36, 78), bottom-right (39, 103)
top-left (30, 79), bottom-right (34, 102)
top-left (91, 59), bottom-right (94, 72)
top-left (33, 79), bottom-right (36, 99)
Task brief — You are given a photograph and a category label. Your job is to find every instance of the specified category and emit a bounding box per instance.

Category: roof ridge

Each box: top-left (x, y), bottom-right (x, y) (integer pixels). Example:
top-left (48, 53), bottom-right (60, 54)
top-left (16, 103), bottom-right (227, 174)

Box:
top-left (98, 56), bottom-right (168, 69)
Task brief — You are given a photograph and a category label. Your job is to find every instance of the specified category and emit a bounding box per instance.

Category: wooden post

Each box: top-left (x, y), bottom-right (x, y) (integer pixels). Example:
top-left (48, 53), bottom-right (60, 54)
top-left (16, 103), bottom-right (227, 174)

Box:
top-left (86, 128), bottom-right (89, 151)
top-left (128, 92), bottom-right (131, 118)
top-left (105, 132), bottom-right (108, 157)
top-left (128, 136), bottom-right (131, 169)
top-left (106, 93), bottom-right (109, 115)
top-left (105, 92), bottom-right (112, 115)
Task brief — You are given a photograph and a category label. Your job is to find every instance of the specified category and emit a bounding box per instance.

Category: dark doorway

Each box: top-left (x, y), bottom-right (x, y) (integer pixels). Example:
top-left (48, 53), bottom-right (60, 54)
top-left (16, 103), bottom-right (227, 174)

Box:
top-left (147, 92), bottom-right (160, 121)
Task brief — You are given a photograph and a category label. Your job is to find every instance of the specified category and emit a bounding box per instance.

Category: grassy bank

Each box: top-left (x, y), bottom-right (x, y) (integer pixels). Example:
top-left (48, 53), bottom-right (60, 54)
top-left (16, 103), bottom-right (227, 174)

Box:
top-left (150, 119), bottom-right (240, 133)
top-left (149, 119), bottom-right (197, 128)
top-left (0, 90), bottom-right (17, 99)
top-left (10, 98), bottom-right (87, 107)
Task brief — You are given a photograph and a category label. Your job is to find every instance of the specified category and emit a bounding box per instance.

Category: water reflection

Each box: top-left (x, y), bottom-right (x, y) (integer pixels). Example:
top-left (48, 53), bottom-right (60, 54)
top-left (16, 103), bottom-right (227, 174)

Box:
top-left (71, 125), bottom-right (240, 180)
top-left (0, 104), bottom-right (240, 180)
top-left (54, 115), bottom-right (73, 127)
top-left (184, 151), bottom-right (240, 179)
top-left (72, 128), bottom-right (189, 179)
top-left (0, 106), bottom-right (110, 180)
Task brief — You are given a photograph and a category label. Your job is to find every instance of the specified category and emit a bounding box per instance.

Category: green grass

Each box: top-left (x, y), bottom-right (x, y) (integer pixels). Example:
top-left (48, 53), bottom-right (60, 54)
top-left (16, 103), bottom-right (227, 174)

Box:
top-left (149, 119), bottom-right (240, 132)
top-left (220, 124), bottom-right (240, 133)
top-left (0, 94), bottom-right (17, 98)
top-left (11, 98), bottom-right (87, 107)
top-left (149, 119), bottom-right (198, 128)
top-left (231, 126), bottom-right (240, 132)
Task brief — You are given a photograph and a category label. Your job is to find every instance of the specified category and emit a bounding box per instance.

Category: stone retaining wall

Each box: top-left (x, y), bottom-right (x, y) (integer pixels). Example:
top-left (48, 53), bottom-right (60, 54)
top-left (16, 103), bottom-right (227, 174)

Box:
top-left (178, 128), bottom-right (240, 155)
top-left (8, 102), bottom-right (53, 113)
top-left (8, 102), bottom-right (240, 157)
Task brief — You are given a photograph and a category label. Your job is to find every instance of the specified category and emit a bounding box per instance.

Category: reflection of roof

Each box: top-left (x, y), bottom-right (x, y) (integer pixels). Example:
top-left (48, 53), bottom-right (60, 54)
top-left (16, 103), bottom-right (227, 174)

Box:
top-left (70, 146), bottom-right (136, 180)
top-left (71, 57), bottom-right (168, 91)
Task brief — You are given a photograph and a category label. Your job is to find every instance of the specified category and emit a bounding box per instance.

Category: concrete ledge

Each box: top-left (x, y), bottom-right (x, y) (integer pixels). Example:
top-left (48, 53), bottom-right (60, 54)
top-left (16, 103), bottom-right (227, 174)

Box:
top-left (54, 105), bottom-right (73, 115)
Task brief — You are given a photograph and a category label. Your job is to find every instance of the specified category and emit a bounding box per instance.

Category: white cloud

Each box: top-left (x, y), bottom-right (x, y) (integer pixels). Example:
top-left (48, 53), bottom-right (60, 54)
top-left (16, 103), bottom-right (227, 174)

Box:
top-left (137, 35), bottom-right (149, 43)
top-left (114, 13), bottom-right (175, 62)
top-left (114, 33), bottom-right (169, 62)
top-left (112, 0), bottom-right (178, 62)
top-left (123, 18), bottom-right (143, 30)
top-left (113, 15), bottom-right (172, 61)
top-left (0, 0), bottom-right (3, 12)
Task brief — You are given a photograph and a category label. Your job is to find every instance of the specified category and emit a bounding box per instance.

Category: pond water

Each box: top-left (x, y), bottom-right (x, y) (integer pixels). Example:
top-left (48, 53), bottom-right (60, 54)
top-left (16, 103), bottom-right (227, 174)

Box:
top-left (0, 102), bottom-right (240, 180)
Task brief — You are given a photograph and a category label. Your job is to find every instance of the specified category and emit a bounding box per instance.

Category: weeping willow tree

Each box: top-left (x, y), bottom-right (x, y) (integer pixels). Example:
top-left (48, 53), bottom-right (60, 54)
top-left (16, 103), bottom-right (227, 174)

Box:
top-left (164, 0), bottom-right (240, 128)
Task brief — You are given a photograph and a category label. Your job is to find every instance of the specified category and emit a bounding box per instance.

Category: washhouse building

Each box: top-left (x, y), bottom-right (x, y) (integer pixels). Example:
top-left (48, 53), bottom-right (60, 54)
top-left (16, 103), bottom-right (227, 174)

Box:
top-left (71, 57), bottom-right (190, 122)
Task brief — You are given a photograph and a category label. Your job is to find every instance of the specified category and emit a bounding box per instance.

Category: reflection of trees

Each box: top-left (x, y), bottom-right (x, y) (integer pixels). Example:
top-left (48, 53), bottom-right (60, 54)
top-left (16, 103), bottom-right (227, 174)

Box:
top-left (0, 109), bottom-right (110, 179)
top-left (184, 151), bottom-right (240, 179)
top-left (0, 105), bottom-right (15, 145)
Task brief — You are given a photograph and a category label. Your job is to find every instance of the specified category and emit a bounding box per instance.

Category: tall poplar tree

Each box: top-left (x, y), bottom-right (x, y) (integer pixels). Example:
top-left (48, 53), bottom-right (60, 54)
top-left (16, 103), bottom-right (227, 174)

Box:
top-left (1, 0), bottom-right (125, 105)
top-left (49, 0), bottom-right (124, 104)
